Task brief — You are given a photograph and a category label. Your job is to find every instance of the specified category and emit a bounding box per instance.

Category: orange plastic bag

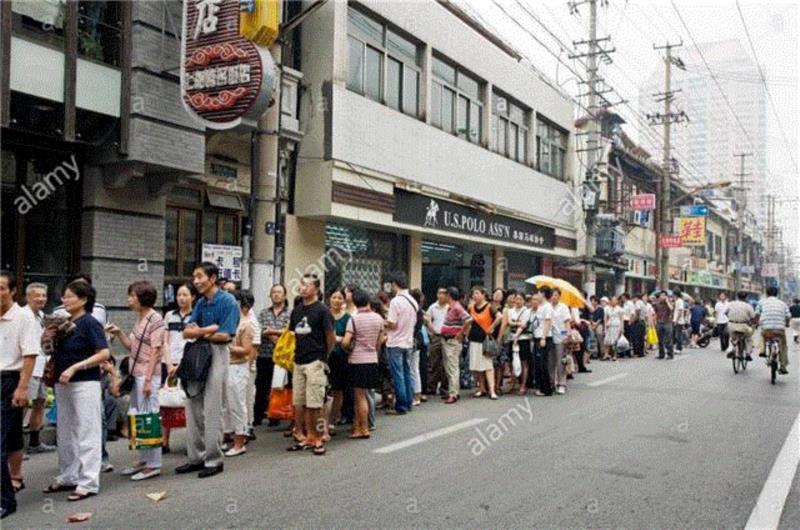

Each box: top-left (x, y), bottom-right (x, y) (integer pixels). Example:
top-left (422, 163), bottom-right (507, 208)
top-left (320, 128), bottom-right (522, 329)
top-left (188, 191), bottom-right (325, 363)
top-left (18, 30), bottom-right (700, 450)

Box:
top-left (266, 388), bottom-right (294, 420)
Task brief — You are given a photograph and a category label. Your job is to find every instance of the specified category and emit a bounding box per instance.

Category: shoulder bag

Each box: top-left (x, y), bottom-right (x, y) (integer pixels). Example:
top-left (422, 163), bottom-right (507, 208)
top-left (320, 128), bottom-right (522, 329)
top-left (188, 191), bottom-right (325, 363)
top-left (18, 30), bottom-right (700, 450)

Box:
top-left (176, 339), bottom-right (214, 398)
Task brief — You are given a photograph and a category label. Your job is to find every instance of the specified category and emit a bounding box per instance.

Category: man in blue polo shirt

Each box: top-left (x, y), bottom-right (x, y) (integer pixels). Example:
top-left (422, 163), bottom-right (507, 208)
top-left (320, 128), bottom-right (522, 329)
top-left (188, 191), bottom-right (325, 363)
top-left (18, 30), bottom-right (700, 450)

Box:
top-left (175, 262), bottom-right (239, 479)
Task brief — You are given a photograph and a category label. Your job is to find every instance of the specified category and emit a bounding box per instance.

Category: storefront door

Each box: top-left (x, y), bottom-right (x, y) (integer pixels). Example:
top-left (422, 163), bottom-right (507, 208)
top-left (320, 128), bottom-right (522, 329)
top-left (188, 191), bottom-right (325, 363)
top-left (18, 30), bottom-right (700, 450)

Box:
top-left (421, 239), bottom-right (493, 303)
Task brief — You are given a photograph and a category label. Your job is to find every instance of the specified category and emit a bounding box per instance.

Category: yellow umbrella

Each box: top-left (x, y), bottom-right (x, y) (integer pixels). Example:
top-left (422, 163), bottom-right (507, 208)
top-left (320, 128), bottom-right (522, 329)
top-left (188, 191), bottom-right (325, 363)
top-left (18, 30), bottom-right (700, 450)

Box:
top-left (525, 275), bottom-right (587, 308)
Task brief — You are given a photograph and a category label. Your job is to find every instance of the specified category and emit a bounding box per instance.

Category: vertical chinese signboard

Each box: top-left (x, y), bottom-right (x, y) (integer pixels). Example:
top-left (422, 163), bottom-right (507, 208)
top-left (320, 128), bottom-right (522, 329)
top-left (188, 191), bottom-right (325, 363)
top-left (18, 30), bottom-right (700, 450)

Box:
top-left (677, 216), bottom-right (706, 246)
top-left (181, 0), bottom-right (276, 129)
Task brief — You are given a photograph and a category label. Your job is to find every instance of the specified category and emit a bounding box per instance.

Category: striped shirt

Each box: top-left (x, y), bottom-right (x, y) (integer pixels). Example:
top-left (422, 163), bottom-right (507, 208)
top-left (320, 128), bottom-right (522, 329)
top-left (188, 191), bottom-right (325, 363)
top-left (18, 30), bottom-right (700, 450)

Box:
top-left (346, 309), bottom-right (384, 364)
top-left (756, 297), bottom-right (790, 331)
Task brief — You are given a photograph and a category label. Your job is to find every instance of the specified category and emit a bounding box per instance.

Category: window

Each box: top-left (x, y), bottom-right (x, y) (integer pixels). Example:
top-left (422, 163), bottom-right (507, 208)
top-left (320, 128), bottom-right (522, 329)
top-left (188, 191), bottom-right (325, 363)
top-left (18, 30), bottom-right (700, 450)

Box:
top-left (536, 118), bottom-right (568, 180)
top-left (346, 7), bottom-right (420, 117)
top-left (431, 56), bottom-right (483, 144)
top-left (491, 93), bottom-right (529, 164)
top-left (165, 187), bottom-right (241, 279)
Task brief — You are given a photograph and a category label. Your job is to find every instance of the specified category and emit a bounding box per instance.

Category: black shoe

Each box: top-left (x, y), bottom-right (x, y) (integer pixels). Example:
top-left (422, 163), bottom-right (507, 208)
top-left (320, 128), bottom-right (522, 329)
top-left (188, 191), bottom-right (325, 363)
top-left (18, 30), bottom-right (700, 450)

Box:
top-left (247, 429), bottom-right (256, 441)
top-left (745, 355), bottom-right (753, 362)
top-left (175, 462), bottom-right (205, 474)
top-left (162, 445), bottom-right (171, 454)
top-left (657, 356), bottom-right (665, 359)
top-left (759, 352), bottom-right (767, 358)
top-left (267, 419), bottom-right (279, 427)
top-left (667, 355), bottom-right (674, 359)
top-left (778, 367), bottom-right (789, 375)
top-left (726, 352), bottom-right (735, 359)
top-left (198, 465), bottom-right (223, 478)
top-left (578, 367), bottom-right (592, 373)
top-left (1, 506), bottom-right (16, 519)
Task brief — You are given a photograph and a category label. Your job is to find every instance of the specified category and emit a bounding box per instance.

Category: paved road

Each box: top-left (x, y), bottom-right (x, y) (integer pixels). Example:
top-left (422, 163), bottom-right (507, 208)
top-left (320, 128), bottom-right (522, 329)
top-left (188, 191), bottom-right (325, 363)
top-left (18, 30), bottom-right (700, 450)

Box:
top-left (6, 342), bottom-right (800, 529)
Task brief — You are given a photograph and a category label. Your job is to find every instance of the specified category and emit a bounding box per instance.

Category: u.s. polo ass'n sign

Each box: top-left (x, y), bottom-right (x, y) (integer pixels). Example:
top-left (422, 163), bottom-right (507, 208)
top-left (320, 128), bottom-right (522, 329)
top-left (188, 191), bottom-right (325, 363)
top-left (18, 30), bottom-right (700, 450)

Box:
top-left (181, 0), bottom-right (275, 129)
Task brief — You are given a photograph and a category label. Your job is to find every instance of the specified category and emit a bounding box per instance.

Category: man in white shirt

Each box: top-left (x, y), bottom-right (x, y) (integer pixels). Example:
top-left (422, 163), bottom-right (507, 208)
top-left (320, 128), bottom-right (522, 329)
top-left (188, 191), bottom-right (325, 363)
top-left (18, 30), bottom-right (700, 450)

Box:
top-left (385, 272), bottom-right (418, 414)
top-left (532, 290), bottom-right (554, 396)
top-left (672, 291), bottom-right (688, 353)
top-left (21, 283), bottom-right (54, 455)
top-left (0, 271), bottom-right (39, 519)
top-left (550, 288), bottom-right (573, 395)
top-left (424, 288), bottom-right (449, 396)
top-left (714, 293), bottom-right (730, 352)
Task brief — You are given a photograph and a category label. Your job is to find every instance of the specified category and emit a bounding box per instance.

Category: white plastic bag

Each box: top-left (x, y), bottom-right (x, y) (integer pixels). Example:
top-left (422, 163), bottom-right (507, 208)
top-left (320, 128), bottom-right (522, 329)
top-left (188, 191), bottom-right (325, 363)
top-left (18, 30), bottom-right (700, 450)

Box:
top-left (158, 383), bottom-right (186, 408)
top-left (271, 364), bottom-right (289, 390)
top-left (616, 335), bottom-right (630, 352)
top-left (512, 346), bottom-right (522, 378)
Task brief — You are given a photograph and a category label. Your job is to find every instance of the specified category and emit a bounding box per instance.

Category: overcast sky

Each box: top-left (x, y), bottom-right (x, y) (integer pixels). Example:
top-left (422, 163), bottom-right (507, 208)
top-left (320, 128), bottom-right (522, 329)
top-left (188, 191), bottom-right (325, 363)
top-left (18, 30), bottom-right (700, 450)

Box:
top-left (463, 0), bottom-right (799, 257)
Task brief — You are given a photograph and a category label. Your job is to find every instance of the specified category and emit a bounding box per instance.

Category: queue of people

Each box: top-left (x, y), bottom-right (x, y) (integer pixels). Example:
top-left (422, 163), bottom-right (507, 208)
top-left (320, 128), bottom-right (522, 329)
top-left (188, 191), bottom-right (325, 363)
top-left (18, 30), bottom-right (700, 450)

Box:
top-left (4, 261), bottom-right (787, 520)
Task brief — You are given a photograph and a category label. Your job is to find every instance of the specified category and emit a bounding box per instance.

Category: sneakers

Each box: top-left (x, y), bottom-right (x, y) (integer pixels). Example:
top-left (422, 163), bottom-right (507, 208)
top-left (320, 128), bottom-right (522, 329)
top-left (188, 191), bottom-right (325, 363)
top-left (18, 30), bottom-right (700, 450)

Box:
top-left (101, 462), bottom-right (114, 473)
top-left (412, 399), bottom-right (421, 406)
top-left (224, 447), bottom-right (247, 457)
top-left (130, 468), bottom-right (160, 481)
top-left (27, 443), bottom-right (56, 454)
top-left (555, 386), bottom-right (566, 395)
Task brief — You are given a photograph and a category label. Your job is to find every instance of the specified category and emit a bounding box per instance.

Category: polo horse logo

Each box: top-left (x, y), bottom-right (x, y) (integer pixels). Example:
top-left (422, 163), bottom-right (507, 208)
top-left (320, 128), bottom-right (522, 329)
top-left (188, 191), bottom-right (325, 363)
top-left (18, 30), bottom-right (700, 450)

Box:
top-left (424, 199), bottom-right (440, 228)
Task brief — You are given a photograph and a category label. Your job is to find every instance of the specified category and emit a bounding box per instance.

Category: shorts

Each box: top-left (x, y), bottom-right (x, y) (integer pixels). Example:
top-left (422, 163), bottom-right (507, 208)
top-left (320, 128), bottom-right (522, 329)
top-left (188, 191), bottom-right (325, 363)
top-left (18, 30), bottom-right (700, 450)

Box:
top-left (327, 350), bottom-right (350, 391)
top-left (691, 323), bottom-right (701, 335)
top-left (27, 376), bottom-right (48, 401)
top-left (292, 360), bottom-right (328, 408)
top-left (349, 363), bottom-right (379, 389)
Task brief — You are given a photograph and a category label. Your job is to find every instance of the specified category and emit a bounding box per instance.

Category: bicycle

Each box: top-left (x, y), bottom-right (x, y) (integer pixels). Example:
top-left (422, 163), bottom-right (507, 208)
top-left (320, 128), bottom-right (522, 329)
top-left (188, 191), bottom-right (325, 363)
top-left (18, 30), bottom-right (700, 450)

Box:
top-left (730, 332), bottom-right (749, 374)
top-left (763, 331), bottom-right (781, 385)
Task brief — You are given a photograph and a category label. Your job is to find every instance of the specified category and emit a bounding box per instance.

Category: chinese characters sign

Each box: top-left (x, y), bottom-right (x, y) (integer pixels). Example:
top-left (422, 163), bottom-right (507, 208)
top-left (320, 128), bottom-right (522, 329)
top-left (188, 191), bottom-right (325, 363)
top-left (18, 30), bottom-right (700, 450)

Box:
top-left (659, 235), bottom-right (683, 249)
top-left (630, 193), bottom-right (656, 211)
top-left (202, 244), bottom-right (243, 281)
top-left (677, 216), bottom-right (706, 246)
top-left (181, 0), bottom-right (275, 129)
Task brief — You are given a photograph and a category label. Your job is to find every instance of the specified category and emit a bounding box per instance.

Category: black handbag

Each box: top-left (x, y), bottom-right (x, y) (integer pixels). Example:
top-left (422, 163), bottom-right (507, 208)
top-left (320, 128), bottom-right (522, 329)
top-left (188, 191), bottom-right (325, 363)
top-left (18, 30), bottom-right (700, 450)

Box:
top-left (177, 339), bottom-right (214, 398)
top-left (119, 314), bottom-right (154, 396)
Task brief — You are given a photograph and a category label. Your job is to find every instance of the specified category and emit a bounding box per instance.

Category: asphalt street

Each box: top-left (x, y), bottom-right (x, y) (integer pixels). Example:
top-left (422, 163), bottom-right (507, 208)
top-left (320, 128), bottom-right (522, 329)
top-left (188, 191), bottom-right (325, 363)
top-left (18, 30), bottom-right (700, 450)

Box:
top-left (6, 339), bottom-right (800, 529)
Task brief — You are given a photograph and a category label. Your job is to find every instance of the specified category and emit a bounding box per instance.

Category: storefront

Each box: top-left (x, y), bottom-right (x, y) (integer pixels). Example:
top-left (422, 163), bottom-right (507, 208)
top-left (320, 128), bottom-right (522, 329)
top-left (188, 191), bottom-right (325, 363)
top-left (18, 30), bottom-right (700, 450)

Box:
top-left (421, 238), bottom-right (494, 303)
top-left (324, 222), bottom-right (409, 296)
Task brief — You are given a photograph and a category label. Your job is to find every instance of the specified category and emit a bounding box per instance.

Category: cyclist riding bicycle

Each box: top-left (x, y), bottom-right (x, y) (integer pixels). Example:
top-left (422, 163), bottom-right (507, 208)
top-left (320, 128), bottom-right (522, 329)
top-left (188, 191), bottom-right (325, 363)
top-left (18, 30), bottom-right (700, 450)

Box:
top-left (725, 291), bottom-right (755, 362)
top-left (754, 286), bottom-right (790, 375)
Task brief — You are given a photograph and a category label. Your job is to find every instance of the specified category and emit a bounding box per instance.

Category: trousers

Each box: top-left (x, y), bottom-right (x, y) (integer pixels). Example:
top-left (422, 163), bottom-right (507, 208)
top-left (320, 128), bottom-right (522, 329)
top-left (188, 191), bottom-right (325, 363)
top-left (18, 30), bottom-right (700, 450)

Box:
top-left (185, 343), bottom-right (229, 468)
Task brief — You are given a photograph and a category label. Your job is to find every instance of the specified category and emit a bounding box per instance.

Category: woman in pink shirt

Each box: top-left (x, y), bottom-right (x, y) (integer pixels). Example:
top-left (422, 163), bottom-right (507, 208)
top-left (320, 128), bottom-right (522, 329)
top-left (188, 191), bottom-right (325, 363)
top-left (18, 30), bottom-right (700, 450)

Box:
top-left (107, 281), bottom-right (165, 481)
top-left (342, 288), bottom-right (385, 439)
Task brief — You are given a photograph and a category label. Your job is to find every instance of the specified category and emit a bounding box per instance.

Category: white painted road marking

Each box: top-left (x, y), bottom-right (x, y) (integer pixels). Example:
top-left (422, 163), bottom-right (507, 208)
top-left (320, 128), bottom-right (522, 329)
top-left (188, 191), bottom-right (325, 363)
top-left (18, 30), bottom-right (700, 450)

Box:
top-left (373, 418), bottom-right (487, 454)
top-left (745, 410), bottom-right (800, 530)
top-left (587, 373), bottom-right (630, 387)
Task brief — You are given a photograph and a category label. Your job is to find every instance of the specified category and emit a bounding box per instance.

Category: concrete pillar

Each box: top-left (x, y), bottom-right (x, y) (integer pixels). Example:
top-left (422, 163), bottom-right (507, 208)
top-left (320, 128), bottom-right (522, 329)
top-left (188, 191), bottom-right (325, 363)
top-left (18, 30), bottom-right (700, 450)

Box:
top-left (481, 81), bottom-right (492, 148)
top-left (421, 44), bottom-right (432, 124)
top-left (283, 214), bottom-right (326, 299)
top-left (409, 232), bottom-right (422, 288)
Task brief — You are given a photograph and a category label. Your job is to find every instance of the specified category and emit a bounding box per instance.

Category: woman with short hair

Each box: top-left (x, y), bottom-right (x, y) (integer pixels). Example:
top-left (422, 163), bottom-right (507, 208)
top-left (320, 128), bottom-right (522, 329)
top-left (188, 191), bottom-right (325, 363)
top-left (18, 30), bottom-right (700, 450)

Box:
top-left (107, 281), bottom-right (166, 481)
top-left (342, 288), bottom-right (385, 438)
top-left (466, 286), bottom-right (501, 400)
top-left (43, 281), bottom-right (111, 501)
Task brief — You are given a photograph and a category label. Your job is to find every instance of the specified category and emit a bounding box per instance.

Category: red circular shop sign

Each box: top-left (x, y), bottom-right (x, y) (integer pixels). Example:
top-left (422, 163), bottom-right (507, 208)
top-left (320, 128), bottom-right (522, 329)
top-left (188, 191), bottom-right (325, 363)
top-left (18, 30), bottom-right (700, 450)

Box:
top-left (181, 0), bottom-right (274, 129)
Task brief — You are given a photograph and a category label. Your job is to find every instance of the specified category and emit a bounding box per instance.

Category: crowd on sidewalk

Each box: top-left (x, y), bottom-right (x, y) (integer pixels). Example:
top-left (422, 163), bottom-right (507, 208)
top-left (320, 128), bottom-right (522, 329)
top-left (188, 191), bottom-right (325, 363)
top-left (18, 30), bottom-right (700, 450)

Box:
top-left (0, 262), bottom-right (739, 519)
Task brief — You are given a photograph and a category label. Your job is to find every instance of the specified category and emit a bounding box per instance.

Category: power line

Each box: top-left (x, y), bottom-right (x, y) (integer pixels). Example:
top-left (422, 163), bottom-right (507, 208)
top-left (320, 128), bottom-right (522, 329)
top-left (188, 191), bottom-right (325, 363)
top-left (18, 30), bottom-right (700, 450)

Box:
top-left (734, 0), bottom-right (798, 173)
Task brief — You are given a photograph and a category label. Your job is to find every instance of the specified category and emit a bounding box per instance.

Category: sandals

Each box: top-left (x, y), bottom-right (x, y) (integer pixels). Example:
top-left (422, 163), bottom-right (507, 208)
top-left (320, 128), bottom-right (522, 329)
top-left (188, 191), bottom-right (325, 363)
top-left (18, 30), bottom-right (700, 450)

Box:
top-left (312, 445), bottom-right (326, 456)
top-left (286, 443), bottom-right (309, 452)
top-left (43, 482), bottom-right (76, 494)
top-left (472, 391), bottom-right (486, 398)
top-left (12, 479), bottom-right (25, 493)
top-left (67, 491), bottom-right (96, 502)
top-left (348, 431), bottom-right (371, 439)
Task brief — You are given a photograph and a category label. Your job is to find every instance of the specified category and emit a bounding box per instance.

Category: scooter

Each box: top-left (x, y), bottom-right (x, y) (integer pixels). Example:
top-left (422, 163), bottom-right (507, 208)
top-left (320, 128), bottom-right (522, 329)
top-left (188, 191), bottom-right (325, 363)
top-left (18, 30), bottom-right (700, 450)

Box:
top-left (696, 317), bottom-right (715, 348)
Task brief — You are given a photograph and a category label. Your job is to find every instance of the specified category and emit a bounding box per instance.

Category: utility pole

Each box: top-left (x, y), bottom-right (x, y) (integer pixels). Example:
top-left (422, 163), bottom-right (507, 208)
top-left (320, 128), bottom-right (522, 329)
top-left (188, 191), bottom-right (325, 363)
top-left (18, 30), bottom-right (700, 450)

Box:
top-left (569, 0), bottom-right (616, 297)
top-left (733, 152), bottom-right (752, 293)
top-left (648, 41), bottom-right (688, 290)
top-left (250, 43), bottom-right (282, 313)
